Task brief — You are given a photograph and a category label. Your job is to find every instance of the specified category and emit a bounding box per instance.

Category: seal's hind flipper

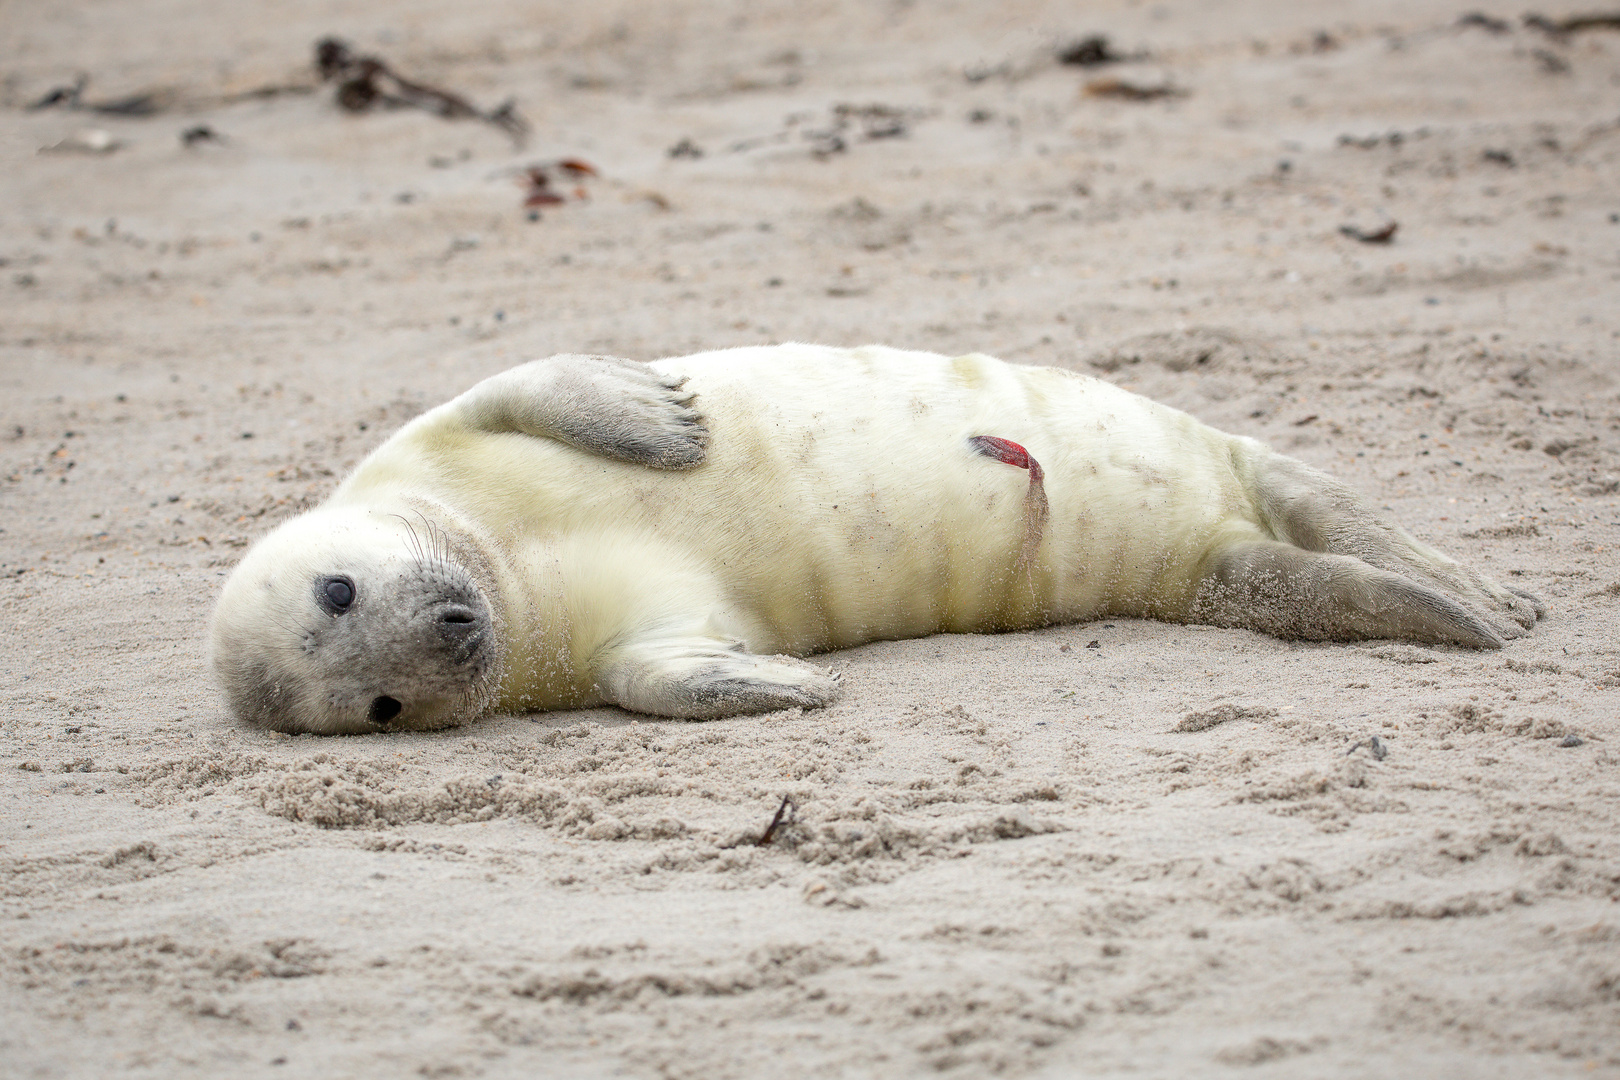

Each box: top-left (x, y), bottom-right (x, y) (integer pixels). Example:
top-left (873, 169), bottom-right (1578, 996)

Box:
top-left (456, 353), bottom-right (708, 469)
top-left (1248, 453), bottom-right (1544, 637)
top-left (594, 636), bottom-right (842, 719)
top-left (1190, 540), bottom-right (1505, 648)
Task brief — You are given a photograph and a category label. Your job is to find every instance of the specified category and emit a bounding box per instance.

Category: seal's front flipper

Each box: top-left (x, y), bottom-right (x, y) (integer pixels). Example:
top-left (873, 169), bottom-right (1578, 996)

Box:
top-left (594, 636), bottom-right (842, 719)
top-left (1190, 540), bottom-right (1505, 648)
top-left (456, 354), bottom-right (708, 469)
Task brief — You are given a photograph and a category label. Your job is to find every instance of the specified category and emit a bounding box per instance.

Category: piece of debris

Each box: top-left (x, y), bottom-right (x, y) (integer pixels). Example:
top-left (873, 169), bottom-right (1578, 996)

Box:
top-left (28, 77), bottom-right (87, 110)
top-left (515, 158), bottom-right (599, 215)
top-left (719, 103), bottom-right (927, 163)
top-left (1531, 47), bottom-right (1572, 73)
top-left (31, 73), bottom-right (312, 120)
top-left (180, 124), bottom-right (224, 147)
top-left (1482, 148), bottom-right (1515, 166)
top-left (1337, 129), bottom-right (1426, 149)
top-left (756, 796), bottom-right (796, 845)
top-left (1058, 35), bottom-right (1137, 67)
top-left (38, 129), bottom-right (123, 155)
top-left (523, 174), bottom-right (564, 207)
top-left (28, 76), bottom-right (167, 116)
top-left (1083, 77), bottom-right (1186, 101)
top-left (1457, 11), bottom-right (1512, 32)
top-left (1340, 221), bottom-right (1398, 244)
top-left (1347, 735), bottom-right (1388, 760)
top-left (1525, 11), bottom-right (1620, 35)
top-left (1559, 733), bottom-right (1585, 747)
top-left (440, 236), bottom-right (479, 262)
top-left (217, 83), bottom-right (318, 106)
top-left (314, 37), bottom-right (528, 144)
top-left (964, 61), bottom-right (1013, 83)
top-left (667, 137), bottom-right (704, 159)
top-left (806, 129), bottom-right (846, 158)
top-left (803, 103), bottom-right (918, 157)
top-left (1292, 414), bottom-right (1319, 427)
top-left (834, 102), bottom-right (911, 139)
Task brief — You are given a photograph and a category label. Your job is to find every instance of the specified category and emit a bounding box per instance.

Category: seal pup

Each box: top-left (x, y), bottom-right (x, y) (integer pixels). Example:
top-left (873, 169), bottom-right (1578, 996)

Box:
top-left (209, 344), bottom-right (1543, 733)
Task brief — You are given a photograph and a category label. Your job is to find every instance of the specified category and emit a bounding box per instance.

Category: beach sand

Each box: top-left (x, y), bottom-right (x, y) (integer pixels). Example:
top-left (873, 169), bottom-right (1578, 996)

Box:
top-left (2, 1), bottom-right (1618, 1075)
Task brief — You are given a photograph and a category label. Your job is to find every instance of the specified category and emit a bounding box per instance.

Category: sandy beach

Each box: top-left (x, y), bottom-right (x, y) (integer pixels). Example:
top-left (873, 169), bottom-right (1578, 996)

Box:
top-left (2, 1), bottom-right (1618, 1076)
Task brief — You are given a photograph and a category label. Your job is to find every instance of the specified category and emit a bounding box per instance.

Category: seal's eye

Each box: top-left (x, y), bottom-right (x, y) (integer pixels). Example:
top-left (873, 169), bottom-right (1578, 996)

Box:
top-left (320, 576), bottom-right (355, 613)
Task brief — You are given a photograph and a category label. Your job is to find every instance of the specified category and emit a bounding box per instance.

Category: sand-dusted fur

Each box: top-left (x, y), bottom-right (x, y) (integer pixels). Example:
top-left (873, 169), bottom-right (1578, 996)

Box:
top-left (209, 344), bottom-right (1542, 733)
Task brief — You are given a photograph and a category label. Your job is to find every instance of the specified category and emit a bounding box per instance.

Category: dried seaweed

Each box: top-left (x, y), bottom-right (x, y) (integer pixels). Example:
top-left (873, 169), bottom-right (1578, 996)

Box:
top-left (314, 37), bottom-right (528, 145)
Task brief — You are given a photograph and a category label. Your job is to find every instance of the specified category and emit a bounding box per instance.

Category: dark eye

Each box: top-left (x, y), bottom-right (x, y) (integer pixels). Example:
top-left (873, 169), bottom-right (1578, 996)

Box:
top-left (320, 576), bottom-right (355, 613)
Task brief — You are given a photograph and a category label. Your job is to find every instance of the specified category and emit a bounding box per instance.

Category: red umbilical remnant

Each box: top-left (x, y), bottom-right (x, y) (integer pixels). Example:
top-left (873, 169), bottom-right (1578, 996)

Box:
top-left (967, 435), bottom-right (1049, 572)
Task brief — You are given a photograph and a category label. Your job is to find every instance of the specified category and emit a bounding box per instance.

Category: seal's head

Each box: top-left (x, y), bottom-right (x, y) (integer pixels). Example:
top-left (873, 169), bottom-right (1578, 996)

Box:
top-left (209, 509), bottom-right (500, 734)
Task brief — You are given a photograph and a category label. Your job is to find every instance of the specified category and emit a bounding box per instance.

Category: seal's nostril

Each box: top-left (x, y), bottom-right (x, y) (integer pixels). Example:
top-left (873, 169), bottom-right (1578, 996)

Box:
top-left (368, 696), bottom-right (402, 725)
top-left (439, 604), bottom-right (478, 628)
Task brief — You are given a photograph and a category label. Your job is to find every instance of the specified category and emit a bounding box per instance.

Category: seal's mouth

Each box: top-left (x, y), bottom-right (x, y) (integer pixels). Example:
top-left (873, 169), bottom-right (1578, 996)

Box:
top-left (369, 696), bottom-right (404, 725)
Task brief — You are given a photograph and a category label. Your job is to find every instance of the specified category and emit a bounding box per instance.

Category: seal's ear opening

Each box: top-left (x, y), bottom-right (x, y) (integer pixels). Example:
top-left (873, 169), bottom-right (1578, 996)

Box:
top-left (368, 696), bottom-right (403, 725)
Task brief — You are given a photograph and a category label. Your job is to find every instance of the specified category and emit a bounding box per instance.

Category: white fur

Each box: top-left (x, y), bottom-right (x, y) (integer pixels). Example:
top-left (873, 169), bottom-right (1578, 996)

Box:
top-left (211, 344), bottom-right (1539, 732)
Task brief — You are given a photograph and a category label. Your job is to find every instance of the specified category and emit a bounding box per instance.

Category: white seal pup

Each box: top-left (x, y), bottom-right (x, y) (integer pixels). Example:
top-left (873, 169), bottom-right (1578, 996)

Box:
top-left (209, 344), bottom-right (1543, 733)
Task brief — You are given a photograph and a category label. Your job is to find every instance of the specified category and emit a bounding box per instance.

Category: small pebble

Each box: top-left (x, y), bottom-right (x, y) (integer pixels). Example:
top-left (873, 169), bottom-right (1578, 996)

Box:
top-left (1559, 734), bottom-right (1584, 747)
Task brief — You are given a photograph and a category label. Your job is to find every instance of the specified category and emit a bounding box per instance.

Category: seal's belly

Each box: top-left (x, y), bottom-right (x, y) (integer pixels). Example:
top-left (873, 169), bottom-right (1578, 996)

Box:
top-left (647, 346), bottom-right (1254, 651)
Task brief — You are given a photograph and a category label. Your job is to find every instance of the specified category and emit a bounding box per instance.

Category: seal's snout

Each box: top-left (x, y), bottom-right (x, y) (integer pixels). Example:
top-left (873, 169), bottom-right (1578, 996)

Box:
top-left (433, 601), bottom-right (488, 664)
